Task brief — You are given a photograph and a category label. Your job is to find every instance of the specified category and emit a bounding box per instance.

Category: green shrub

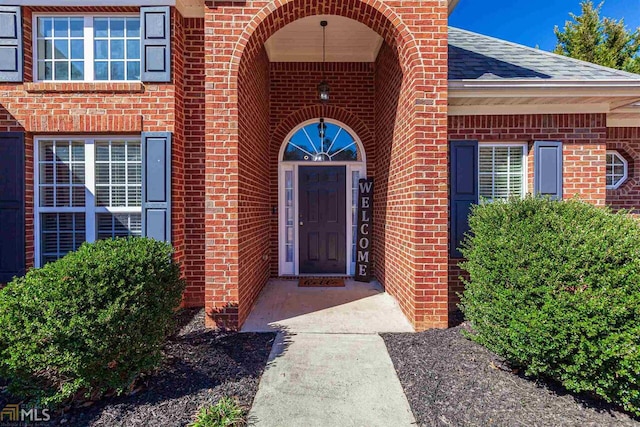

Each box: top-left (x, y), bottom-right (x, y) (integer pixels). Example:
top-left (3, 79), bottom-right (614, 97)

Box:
top-left (0, 237), bottom-right (185, 406)
top-left (459, 197), bottom-right (640, 415)
top-left (191, 397), bottom-right (246, 427)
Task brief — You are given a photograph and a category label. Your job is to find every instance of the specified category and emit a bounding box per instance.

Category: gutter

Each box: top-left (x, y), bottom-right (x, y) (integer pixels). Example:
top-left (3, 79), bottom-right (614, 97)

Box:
top-left (449, 79), bottom-right (640, 98)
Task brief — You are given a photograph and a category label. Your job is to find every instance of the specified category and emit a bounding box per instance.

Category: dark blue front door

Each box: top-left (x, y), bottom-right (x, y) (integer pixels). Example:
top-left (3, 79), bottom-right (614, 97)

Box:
top-left (0, 132), bottom-right (25, 283)
top-left (298, 166), bottom-right (347, 274)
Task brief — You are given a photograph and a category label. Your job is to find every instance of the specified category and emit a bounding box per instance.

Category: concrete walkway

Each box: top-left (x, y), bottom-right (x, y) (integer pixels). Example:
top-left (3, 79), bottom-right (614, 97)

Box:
top-left (243, 279), bottom-right (416, 427)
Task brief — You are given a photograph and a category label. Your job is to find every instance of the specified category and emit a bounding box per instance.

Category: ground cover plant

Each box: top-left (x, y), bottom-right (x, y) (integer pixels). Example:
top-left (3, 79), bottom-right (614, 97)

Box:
top-left (459, 197), bottom-right (640, 415)
top-left (191, 397), bottom-right (246, 427)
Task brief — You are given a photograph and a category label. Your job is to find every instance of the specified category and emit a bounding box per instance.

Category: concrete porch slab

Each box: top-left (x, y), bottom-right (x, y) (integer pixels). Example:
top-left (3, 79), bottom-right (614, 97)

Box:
top-left (241, 279), bottom-right (414, 334)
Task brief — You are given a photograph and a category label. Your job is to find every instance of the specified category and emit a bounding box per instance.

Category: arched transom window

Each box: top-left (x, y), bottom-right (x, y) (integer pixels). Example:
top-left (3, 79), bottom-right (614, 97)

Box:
top-left (283, 121), bottom-right (361, 162)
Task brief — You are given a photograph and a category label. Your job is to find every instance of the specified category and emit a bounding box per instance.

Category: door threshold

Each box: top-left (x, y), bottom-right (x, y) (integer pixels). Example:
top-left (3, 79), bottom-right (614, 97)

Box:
top-left (280, 274), bottom-right (353, 279)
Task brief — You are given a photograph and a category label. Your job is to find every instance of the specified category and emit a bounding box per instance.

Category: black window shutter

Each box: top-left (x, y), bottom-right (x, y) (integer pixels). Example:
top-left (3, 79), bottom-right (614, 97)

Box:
top-left (534, 141), bottom-right (563, 200)
top-left (0, 132), bottom-right (25, 282)
top-left (140, 6), bottom-right (171, 82)
top-left (450, 140), bottom-right (479, 259)
top-left (0, 6), bottom-right (22, 82)
top-left (142, 132), bottom-right (171, 243)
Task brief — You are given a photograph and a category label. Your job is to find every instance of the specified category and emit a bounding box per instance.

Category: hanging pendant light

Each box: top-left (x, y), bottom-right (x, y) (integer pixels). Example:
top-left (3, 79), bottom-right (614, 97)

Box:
top-left (318, 20), bottom-right (330, 103)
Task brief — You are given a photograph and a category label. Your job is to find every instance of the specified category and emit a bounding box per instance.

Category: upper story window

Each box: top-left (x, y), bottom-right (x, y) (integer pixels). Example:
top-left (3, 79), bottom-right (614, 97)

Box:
top-left (479, 144), bottom-right (527, 202)
top-left (606, 150), bottom-right (628, 190)
top-left (35, 16), bottom-right (141, 82)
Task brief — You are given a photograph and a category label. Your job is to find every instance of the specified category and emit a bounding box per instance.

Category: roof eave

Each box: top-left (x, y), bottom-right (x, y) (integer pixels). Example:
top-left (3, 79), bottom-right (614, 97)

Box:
top-left (448, 0), bottom-right (461, 15)
top-left (449, 79), bottom-right (640, 98)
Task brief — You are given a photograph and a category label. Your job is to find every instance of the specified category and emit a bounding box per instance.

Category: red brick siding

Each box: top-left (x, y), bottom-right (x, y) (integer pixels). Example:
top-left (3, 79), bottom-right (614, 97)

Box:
top-left (607, 127), bottom-right (640, 213)
top-left (447, 113), bottom-right (608, 315)
top-left (236, 47), bottom-right (271, 328)
top-left (204, 0), bottom-right (449, 331)
top-left (374, 42), bottom-right (416, 326)
top-left (172, 11), bottom-right (187, 290)
top-left (182, 18), bottom-right (207, 306)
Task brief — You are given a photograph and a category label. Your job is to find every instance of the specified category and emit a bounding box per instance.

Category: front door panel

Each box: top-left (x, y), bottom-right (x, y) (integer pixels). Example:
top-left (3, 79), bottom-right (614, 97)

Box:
top-left (299, 166), bottom-right (346, 274)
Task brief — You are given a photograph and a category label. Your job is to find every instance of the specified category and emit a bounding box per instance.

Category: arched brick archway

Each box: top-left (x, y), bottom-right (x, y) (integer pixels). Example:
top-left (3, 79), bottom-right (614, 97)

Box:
top-left (204, 0), bottom-right (449, 331)
top-left (230, 0), bottom-right (426, 90)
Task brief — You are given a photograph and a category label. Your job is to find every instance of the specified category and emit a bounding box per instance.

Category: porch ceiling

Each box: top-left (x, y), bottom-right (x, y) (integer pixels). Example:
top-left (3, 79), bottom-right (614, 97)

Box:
top-left (264, 15), bottom-right (383, 63)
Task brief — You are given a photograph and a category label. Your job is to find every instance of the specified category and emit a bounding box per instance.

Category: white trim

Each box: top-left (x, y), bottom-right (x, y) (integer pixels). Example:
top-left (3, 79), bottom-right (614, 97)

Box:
top-left (9, 0), bottom-right (203, 18)
top-left (449, 82), bottom-right (640, 100)
top-left (478, 142), bottom-right (528, 202)
top-left (606, 150), bottom-right (628, 190)
top-left (85, 138), bottom-right (96, 243)
top-left (450, 79), bottom-right (640, 88)
top-left (449, 103), bottom-right (613, 116)
top-left (13, 1), bottom-right (174, 5)
top-left (34, 135), bottom-right (142, 267)
top-left (278, 119), bottom-right (366, 276)
top-left (32, 13), bottom-right (141, 83)
top-left (607, 116), bottom-right (640, 127)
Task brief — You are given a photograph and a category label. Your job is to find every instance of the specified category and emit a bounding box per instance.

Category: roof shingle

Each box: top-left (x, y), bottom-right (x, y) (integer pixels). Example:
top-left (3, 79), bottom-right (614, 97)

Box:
top-left (448, 27), bottom-right (640, 81)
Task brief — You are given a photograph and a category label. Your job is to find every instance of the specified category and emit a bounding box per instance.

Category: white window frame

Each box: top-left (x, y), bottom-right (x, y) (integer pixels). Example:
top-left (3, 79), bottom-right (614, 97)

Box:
top-left (277, 119), bottom-right (367, 276)
top-left (606, 150), bottom-right (628, 190)
top-left (478, 142), bottom-right (528, 202)
top-left (34, 136), bottom-right (142, 267)
top-left (32, 13), bottom-right (141, 83)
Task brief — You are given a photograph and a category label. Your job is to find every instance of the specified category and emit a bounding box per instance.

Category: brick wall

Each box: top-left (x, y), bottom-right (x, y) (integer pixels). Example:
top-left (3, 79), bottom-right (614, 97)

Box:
top-left (236, 47), bottom-right (271, 327)
top-left (373, 42), bottom-right (416, 325)
top-left (204, 0), bottom-right (449, 331)
top-left (607, 127), bottom-right (640, 212)
top-left (447, 113), bottom-right (608, 316)
top-left (182, 18), bottom-right (207, 306)
top-left (172, 10), bottom-right (187, 291)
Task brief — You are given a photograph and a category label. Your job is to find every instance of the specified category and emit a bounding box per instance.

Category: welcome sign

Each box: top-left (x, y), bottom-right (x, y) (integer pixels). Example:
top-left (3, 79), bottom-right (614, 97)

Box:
top-left (355, 178), bottom-right (373, 282)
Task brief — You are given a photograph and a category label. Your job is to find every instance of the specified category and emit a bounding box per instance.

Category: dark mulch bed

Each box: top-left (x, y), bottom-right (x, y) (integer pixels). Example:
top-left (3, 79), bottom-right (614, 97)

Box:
top-left (382, 324), bottom-right (639, 427)
top-left (0, 309), bottom-right (275, 427)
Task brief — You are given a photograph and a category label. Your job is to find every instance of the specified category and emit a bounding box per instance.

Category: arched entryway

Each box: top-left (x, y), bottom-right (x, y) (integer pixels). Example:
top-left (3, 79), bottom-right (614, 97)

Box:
top-left (278, 119), bottom-right (366, 276)
top-left (203, 0), bottom-right (449, 331)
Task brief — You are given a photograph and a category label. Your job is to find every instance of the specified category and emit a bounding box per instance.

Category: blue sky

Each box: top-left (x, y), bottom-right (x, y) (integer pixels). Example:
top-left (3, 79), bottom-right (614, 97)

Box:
top-left (449, 0), bottom-right (640, 52)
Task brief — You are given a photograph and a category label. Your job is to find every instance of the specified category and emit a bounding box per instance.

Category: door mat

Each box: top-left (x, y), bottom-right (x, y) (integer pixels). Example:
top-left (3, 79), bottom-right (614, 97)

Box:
top-left (298, 278), bottom-right (346, 287)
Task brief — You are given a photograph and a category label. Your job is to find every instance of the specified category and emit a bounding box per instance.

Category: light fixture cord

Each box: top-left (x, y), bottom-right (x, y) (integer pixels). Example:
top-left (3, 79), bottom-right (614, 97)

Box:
top-left (320, 21), bottom-right (326, 139)
top-left (322, 23), bottom-right (326, 81)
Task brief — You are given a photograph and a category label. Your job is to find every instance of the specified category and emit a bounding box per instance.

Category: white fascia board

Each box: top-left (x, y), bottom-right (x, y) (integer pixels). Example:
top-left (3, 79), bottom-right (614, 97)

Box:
top-left (607, 115), bottom-right (640, 127)
top-left (4, 1), bottom-right (175, 5)
top-left (450, 80), bottom-right (640, 98)
top-left (450, 79), bottom-right (640, 88)
top-left (449, 103), bottom-right (613, 116)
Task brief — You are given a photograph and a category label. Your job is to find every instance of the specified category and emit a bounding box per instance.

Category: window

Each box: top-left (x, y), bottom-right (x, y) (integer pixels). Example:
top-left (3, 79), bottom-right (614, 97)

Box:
top-left (283, 121), bottom-right (360, 162)
top-left (606, 151), bottom-right (628, 189)
top-left (479, 144), bottom-right (527, 202)
top-left (35, 16), bottom-right (141, 82)
top-left (36, 137), bottom-right (142, 266)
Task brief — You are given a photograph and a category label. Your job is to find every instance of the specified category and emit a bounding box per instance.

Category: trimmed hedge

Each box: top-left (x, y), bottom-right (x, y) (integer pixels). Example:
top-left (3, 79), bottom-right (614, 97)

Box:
top-left (459, 197), bottom-right (640, 415)
top-left (0, 237), bottom-right (185, 406)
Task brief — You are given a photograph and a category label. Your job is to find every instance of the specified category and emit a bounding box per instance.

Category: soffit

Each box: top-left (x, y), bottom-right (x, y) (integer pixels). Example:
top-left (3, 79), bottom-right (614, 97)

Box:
top-left (264, 15), bottom-right (383, 63)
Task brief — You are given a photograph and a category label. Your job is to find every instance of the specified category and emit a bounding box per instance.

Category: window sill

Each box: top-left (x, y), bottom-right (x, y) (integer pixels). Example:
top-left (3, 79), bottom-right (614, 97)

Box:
top-left (24, 82), bottom-right (145, 93)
